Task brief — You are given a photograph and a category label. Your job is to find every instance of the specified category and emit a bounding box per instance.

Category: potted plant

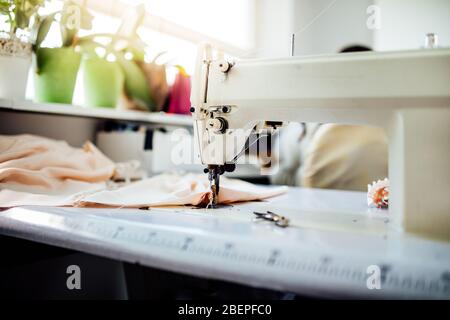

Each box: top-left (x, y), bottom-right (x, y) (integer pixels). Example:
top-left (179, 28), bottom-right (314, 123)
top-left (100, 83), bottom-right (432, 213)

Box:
top-left (33, 0), bottom-right (92, 104)
top-left (79, 36), bottom-right (154, 109)
top-left (79, 5), bottom-right (156, 110)
top-left (74, 35), bottom-right (127, 109)
top-left (0, 0), bottom-right (45, 100)
top-left (118, 48), bottom-right (156, 111)
top-left (133, 52), bottom-right (169, 112)
top-left (80, 43), bottom-right (125, 109)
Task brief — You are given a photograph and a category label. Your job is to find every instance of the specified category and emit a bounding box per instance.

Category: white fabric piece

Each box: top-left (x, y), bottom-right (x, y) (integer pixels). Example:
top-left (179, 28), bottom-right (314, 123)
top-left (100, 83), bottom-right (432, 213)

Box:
top-left (77, 173), bottom-right (288, 208)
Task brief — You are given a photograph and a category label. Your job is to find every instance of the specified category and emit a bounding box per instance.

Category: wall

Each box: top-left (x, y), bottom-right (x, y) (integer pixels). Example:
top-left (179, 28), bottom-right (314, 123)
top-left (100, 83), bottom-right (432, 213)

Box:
top-left (292, 0), bottom-right (375, 56)
top-left (254, 0), bottom-right (450, 58)
top-left (374, 0), bottom-right (450, 51)
top-left (254, 0), bottom-right (375, 58)
top-left (253, 0), bottom-right (295, 58)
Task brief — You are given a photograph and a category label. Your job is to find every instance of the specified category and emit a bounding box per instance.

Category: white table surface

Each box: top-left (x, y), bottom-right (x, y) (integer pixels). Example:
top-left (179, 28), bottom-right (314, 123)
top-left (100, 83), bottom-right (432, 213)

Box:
top-left (0, 186), bottom-right (449, 299)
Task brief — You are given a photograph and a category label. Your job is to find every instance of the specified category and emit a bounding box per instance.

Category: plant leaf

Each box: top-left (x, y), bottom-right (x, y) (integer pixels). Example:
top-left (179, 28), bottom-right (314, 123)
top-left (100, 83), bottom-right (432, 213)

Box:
top-left (128, 47), bottom-right (145, 62)
top-left (60, 22), bottom-right (77, 46)
top-left (35, 13), bottom-right (55, 49)
top-left (15, 9), bottom-right (30, 29)
top-left (78, 5), bottom-right (93, 30)
top-left (0, 1), bottom-right (10, 14)
top-left (11, 0), bottom-right (45, 30)
top-left (76, 38), bottom-right (100, 58)
top-left (117, 55), bottom-right (155, 110)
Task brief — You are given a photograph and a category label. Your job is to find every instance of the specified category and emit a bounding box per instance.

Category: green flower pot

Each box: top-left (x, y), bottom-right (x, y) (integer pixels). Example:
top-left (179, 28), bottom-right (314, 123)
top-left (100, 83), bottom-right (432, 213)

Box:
top-left (34, 47), bottom-right (81, 104)
top-left (82, 56), bottom-right (124, 108)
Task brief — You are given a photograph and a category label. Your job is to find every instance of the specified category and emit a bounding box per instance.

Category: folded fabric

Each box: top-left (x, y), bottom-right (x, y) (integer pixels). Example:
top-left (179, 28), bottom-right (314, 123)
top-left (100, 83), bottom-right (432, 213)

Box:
top-left (0, 182), bottom-right (105, 207)
top-left (77, 173), bottom-right (288, 208)
top-left (0, 134), bottom-right (115, 207)
top-left (0, 173), bottom-right (287, 208)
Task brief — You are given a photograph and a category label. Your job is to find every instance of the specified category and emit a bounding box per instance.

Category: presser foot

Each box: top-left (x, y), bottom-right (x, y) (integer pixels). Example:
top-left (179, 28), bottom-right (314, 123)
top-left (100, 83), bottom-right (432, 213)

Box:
top-left (204, 164), bottom-right (236, 209)
top-left (207, 184), bottom-right (218, 209)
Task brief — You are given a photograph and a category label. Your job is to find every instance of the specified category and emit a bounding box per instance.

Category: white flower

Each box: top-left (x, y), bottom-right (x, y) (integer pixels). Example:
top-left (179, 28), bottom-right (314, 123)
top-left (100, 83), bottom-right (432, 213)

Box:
top-left (367, 178), bottom-right (389, 208)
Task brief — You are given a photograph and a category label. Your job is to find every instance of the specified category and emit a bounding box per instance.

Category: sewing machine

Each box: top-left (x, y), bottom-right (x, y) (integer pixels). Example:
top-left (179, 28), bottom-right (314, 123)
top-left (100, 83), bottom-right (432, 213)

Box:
top-left (191, 45), bottom-right (450, 240)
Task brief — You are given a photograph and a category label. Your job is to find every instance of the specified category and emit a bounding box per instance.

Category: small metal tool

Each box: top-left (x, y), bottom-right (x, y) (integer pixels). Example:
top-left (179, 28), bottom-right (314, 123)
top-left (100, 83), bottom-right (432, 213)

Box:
top-left (253, 211), bottom-right (290, 228)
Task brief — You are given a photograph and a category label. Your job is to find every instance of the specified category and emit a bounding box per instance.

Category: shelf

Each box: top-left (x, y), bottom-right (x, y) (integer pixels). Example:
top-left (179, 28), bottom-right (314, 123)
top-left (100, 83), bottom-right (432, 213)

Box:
top-left (0, 98), bottom-right (193, 127)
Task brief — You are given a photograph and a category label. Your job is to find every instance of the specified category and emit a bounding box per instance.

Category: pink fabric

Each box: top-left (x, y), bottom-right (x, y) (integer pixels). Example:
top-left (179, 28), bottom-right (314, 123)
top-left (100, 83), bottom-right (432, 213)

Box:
top-left (167, 68), bottom-right (191, 115)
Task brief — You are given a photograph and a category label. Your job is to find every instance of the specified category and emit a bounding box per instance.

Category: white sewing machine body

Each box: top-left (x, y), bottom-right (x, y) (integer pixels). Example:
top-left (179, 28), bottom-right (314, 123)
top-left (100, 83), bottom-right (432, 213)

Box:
top-left (191, 47), bottom-right (450, 240)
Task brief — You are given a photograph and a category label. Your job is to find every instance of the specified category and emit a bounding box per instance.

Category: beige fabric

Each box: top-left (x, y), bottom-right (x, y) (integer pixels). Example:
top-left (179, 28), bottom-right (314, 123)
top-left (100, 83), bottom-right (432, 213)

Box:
top-left (0, 134), bottom-right (115, 207)
top-left (0, 134), bottom-right (115, 190)
top-left (77, 173), bottom-right (288, 208)
top-left (0, 173), bottom-right (287, 208)
top-left (0, 134), bottom-right (286, 208)
top-left (0, 183), bottom-right (105, 207)
top-left (272, 124), bottom-right (388, 192)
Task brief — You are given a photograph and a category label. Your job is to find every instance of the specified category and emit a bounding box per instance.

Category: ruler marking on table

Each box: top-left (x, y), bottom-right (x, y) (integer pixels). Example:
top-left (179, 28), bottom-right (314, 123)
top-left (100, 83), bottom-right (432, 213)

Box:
top-left (9, 212), bottom-right (450, 297)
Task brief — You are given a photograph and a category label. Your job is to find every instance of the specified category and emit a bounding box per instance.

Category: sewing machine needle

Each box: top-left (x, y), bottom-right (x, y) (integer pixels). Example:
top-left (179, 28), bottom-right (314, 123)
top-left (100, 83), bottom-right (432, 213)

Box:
top-left (205, 165), bottom-right (228, 208)
top-left (206, 167), bottom-right (219, 208)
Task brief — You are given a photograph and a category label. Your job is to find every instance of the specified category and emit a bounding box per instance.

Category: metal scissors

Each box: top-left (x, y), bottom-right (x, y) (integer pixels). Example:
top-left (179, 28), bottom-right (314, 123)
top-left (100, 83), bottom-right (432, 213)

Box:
top-left (253, 211), bottom-right (290, 228)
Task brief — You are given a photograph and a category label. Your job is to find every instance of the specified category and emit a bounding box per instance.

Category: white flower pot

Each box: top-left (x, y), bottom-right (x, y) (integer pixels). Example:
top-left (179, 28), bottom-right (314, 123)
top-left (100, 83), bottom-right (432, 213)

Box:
top-left (0, 36), bottom-right (32, 101)
top-left (0, 54), bottom-right (31, 100)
